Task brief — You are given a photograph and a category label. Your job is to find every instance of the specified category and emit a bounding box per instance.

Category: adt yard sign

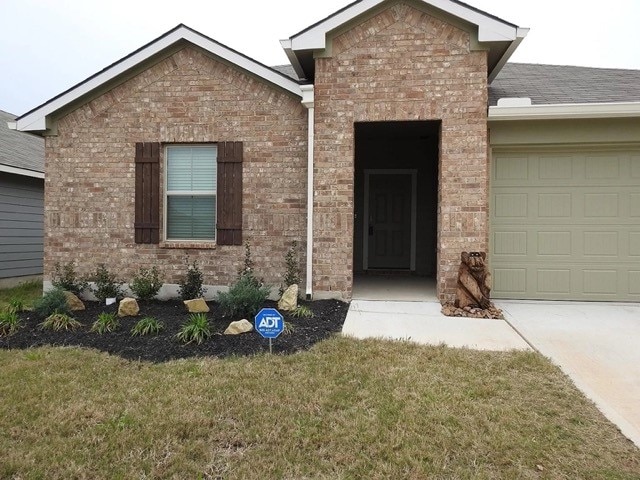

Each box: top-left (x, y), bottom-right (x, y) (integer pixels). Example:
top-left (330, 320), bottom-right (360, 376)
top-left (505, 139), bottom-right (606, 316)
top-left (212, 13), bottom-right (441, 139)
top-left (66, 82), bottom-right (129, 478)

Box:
top-left (255, 308), bottom-right (284, 339)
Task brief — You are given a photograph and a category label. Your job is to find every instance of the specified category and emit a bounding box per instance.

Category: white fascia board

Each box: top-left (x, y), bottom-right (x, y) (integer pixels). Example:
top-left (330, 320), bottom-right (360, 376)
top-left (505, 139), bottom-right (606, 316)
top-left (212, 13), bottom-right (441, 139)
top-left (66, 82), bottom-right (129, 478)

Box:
top-left (488, 102), bottom-right (640, 121)
top-left (16, 26), bottom-right (302, 133)
top-left (488, 27), bottom-right (529, 83)
top-left (0, 164), bottom-right (44, 179)
top-left (290, 0), bottom-right (518, 51)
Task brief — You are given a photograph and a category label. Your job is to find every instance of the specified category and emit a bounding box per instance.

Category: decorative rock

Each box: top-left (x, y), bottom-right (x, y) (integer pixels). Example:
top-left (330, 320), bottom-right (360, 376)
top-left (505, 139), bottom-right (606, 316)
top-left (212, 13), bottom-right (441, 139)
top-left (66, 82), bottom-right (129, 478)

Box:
top-left (441, 302), bottom-right (504, 320)
top-left (278, 284), bottom-right (298, 311)
top-left (184, 298), bottom-right (209, 313)
top-left (224, 319), bottom-right (253, 335)
top-left (63, 291), bottom-right (85, 311)
top-left (118, 297), bottom-right (139, 317)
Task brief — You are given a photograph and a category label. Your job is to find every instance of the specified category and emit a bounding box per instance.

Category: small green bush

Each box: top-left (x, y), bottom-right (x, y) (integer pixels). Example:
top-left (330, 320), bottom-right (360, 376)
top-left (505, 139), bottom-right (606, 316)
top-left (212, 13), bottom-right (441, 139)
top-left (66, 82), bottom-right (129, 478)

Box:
top-left (279, 240), bottom-right (301, 296)
top-left (0, 311), bottom-right (21, 336)
top-left (33, 288), bottom-right (71, 318)
top-left (217, 274), bottom-right (271, 319)
top-left (40, 313), bottom-right (82, 332)
top-left (91, 264), bottom-right (124, 302)
top-left (178, 260), bottom-right (206, 301)
top-left (131, 316), bottom-right (164, 336)
top-left (218, 241), bottom-right (270, 318)
top-left (130, 266), bottom-right (163, 301)
top-left (51, 261), bottom-right (89, 296)
top-left (91, 312), bottom-right (120, 334)
top-left (176, 313), bottom-right (211, 344)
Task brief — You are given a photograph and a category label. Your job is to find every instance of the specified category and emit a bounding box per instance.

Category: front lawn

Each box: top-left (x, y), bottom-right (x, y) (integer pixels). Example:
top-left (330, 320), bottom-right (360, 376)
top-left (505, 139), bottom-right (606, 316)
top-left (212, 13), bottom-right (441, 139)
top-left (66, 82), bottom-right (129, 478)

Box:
top-left (1, 338), bottom-right (638, 479)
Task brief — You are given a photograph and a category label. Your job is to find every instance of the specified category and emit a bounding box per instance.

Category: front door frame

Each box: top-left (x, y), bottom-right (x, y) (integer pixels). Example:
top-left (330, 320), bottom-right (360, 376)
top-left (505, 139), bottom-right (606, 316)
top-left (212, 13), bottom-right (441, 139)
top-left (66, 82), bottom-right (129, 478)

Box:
top-left (363, 169), bottom-right (417, 271)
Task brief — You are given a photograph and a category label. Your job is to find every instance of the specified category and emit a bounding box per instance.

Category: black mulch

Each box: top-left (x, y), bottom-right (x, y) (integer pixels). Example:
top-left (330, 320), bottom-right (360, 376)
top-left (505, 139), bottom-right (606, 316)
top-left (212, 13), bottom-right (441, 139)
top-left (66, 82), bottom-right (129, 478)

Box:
top-left (1, 300), bottom-right (350, 363)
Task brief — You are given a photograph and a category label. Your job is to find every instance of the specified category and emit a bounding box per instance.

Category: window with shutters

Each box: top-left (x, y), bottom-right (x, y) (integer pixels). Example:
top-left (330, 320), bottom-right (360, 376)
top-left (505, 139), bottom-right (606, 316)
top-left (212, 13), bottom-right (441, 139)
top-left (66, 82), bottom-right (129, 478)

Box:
top-left (135, 141), bottom-right (242, 246)
top-left (165, 145), bottom-right (217, 241)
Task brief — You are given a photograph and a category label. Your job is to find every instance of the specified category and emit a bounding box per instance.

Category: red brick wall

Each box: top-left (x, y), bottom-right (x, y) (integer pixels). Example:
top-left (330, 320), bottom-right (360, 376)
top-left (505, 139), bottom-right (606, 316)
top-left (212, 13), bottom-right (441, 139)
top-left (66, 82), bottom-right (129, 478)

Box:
top-left (45, 46), bottom-right (308, 291)
top-left (313, 2), bottom-right (489, 301)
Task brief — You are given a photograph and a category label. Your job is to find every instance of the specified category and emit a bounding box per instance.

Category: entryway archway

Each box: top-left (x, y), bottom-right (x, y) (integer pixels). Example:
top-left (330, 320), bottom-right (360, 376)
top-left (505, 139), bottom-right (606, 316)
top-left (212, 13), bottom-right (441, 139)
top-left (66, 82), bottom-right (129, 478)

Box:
top-left (352, 120), bottom-right (440, 301)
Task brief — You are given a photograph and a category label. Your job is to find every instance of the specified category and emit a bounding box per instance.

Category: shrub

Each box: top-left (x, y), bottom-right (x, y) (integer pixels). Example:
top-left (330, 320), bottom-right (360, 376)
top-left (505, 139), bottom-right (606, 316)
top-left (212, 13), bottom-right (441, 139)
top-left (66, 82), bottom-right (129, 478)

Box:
top-left (33, 288), bottom-right (71, 318)
top-left (40, 313), bottom-right (82, 331)
top-left (218, 274), bottom-right (271, 319)
top-left (178, 260), bottom-right (206, 301)
top-left (218, 242), bottom-right (270, 318)
top-left (176, 313), bottom-right (211, 344)
top-left (91, 264), bottom-right (124, 302)
top-left (51, 261), bottom-right (89, 296)
top-left (91, 312), bottom-right (120, 334)
top-left (130, 266), bottom-right (163, 301)
top-left (0, 311), bottom-right (21, 336)
top-left (131, 316), bottom-right (164, 336)
top-left (279, 240), bottom-right (301, 296)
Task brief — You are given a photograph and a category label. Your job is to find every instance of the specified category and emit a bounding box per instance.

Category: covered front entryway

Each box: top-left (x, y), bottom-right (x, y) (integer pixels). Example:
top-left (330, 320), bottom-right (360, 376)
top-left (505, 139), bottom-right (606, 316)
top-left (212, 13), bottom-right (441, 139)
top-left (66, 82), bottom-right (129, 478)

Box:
top-left (491, 147), bottom-right (640, 301)
top-left (353, 120), bottom-right (439, 299)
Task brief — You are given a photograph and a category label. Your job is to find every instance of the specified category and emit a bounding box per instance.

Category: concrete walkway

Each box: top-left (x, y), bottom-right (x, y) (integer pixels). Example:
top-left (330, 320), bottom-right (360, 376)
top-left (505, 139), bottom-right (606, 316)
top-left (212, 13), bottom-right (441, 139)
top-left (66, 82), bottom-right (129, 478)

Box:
top-left (342, 298), bottom-right (640, 448)
top-left (342, 300), bottom-right (531, 351)
top-left (498, 301), bottom-right (640, 449)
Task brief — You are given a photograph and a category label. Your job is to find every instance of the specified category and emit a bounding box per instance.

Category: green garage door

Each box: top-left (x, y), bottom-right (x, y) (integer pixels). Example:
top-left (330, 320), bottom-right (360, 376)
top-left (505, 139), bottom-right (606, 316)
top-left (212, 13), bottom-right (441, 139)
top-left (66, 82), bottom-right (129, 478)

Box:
top-left (490, 148), bottom-right (640, 301)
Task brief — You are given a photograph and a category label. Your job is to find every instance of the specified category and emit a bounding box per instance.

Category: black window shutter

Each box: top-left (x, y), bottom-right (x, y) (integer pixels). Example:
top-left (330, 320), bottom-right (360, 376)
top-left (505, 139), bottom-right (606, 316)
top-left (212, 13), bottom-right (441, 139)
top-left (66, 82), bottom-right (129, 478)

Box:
top-left (134, 142), bottom-right (160, 244)
top-left (217, 141), bottom-right (243, 246)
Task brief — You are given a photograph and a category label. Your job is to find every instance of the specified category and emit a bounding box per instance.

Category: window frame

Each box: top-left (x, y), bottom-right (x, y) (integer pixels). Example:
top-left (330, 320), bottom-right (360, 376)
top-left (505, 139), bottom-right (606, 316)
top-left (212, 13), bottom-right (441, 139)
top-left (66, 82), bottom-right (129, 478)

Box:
top-left (163, 144), bottom-right (218, 243)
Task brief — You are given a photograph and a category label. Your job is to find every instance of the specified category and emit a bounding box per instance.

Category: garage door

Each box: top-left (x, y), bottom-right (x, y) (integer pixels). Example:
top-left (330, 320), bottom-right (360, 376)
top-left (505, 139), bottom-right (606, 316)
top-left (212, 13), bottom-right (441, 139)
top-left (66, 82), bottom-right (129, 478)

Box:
top-left (490, 148), bottom-right (640, 301)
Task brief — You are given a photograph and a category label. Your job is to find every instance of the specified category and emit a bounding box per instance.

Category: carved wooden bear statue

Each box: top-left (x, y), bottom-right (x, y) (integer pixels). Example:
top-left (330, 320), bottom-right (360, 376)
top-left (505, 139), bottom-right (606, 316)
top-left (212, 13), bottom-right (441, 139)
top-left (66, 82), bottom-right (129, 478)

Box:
top-left (455, 251), bottom-right (492, 309)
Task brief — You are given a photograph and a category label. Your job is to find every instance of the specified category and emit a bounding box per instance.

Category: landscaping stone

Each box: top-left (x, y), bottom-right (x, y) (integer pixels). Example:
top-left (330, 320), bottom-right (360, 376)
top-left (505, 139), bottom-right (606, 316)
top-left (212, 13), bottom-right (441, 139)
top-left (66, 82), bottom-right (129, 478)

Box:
top-left (224, 319), bottom-right (253, 335)
top-left (278, 284), bottom-right (298, 311)
top-left (441, 302), bottom-right (503, 320)
top-left (118, 297), bottom-right (139, 317)
top-left (64, 291), bottom-right (85, 311)
top-left (184, 298), bottom-right (209, 313)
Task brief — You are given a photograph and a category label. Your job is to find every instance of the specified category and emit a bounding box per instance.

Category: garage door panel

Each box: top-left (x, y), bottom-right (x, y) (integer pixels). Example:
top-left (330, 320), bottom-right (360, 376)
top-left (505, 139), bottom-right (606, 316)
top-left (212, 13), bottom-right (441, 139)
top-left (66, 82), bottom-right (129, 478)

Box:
top-left (629, 272), bottom-right (640, 295)
top-left (538, 193), bottom-right (571, 217)
top-left (491, 148), bottom-right (640, 301)
top-left (537, 269), bottom-right (571, 294)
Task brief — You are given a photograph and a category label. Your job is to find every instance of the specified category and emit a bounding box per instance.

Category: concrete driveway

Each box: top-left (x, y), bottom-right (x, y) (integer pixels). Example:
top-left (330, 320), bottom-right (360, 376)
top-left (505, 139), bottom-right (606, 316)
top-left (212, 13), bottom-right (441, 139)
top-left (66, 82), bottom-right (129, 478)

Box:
top-left (498, 301), bottom-right (640, 448)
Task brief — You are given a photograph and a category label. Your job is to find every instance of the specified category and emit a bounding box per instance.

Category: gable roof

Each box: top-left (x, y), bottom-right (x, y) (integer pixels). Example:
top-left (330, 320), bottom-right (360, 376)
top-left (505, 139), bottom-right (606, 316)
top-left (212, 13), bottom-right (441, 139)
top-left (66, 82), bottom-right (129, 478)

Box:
top-left (0, 110), bottom-right (44, 178)
top-left (281, 0), bottom-right (528, 81)
top-left (14, 24), bottom-right (303, 134)
top-left (489, 63), bottom-right (640, 106)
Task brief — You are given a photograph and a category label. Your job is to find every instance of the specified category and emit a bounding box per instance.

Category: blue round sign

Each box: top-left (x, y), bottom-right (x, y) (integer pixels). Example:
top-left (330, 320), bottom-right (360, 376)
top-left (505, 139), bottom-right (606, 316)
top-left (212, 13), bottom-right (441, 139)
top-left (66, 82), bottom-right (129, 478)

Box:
top-left (254, 308), bottom-right (284, 339)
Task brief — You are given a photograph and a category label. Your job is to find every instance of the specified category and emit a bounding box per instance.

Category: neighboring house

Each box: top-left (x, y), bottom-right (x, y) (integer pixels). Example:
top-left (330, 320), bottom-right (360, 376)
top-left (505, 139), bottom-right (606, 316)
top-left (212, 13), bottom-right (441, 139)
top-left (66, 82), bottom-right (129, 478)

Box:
top-left (11, 0), bottom-right (640, 302)
top-left (0, 109), bottom-right (44, 288)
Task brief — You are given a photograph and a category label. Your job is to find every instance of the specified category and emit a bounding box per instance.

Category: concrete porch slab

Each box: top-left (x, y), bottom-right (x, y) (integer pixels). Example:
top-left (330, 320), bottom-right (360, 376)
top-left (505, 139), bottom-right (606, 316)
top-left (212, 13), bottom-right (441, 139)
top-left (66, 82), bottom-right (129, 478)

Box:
top-left (342, 300), bottom-right (532, 352)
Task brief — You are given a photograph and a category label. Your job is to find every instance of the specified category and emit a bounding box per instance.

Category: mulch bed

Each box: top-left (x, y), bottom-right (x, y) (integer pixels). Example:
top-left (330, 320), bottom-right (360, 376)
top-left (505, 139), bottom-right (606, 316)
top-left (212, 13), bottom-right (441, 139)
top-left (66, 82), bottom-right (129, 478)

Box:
top-left (1, 299), bottom-right (350, 363)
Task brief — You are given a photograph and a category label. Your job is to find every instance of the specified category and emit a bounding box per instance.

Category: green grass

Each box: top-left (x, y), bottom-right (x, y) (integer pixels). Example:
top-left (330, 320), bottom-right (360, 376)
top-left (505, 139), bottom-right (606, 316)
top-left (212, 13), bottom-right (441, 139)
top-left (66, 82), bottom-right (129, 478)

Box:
top-left (0, 280), bottom-right (42, 312)
top-left (0, 338), bottom-right (638, 479)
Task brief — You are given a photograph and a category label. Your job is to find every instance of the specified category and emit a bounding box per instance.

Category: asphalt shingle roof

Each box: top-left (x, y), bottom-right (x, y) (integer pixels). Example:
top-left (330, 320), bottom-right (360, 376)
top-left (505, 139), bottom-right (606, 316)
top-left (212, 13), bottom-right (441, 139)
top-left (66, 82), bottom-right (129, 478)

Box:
top-left (489, 63), bottom-right (640, 106)
top-left (0, 109), bottom-right (44, 173)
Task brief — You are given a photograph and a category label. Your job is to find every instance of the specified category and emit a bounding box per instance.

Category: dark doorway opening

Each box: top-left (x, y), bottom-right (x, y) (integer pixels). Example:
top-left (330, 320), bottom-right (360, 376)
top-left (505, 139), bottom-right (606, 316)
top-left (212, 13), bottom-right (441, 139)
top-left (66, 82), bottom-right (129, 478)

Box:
top-left (353, 120), bottom-right (440, 291)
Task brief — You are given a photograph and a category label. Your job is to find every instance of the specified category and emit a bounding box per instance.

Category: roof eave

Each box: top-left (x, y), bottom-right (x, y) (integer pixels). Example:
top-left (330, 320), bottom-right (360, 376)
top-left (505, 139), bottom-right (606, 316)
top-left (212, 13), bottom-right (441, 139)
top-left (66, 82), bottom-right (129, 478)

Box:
top-left (488, 28), bottom-right (529, 83)
top-left (15, 25), bottom-right (303, 134)
top-left (286, 0), bottom-right (525, 81)
top-left (488, 101), bottom-right (640, 121)
top-left (0, 163), bottom-right (44, 179)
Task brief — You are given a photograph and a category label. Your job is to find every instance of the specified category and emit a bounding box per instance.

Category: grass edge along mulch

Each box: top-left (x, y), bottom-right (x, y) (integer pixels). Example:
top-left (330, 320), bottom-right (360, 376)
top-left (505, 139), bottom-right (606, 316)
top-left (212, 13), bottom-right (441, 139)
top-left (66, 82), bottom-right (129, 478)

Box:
top-left (1, 337), bottom-right (639, 479)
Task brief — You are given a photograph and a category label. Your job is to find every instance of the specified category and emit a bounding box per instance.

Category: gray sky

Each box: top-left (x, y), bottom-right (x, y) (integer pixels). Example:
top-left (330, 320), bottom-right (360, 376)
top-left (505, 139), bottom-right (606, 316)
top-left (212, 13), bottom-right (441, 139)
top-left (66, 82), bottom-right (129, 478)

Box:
top-left (1, 0), bottom-right (639, 116)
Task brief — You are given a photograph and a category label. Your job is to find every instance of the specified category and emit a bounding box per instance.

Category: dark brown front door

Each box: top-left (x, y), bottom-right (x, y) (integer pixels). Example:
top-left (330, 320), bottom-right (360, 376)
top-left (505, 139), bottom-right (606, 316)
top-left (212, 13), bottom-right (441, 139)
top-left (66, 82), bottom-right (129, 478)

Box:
top-left (368, 173), bottom-right (412, 269)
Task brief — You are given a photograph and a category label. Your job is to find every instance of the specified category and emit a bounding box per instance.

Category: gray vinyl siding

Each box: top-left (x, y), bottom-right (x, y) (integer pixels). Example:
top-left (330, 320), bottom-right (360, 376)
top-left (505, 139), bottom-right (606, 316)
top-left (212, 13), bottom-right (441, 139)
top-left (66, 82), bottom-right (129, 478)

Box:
top-left (0, 173), bottom-right (44, 279)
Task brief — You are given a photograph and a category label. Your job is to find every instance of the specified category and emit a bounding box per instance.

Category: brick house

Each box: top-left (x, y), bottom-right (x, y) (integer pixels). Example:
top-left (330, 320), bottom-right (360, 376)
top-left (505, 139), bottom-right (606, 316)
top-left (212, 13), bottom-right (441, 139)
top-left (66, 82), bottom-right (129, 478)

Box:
top-left (12, 0), bottom-right (640, 302)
